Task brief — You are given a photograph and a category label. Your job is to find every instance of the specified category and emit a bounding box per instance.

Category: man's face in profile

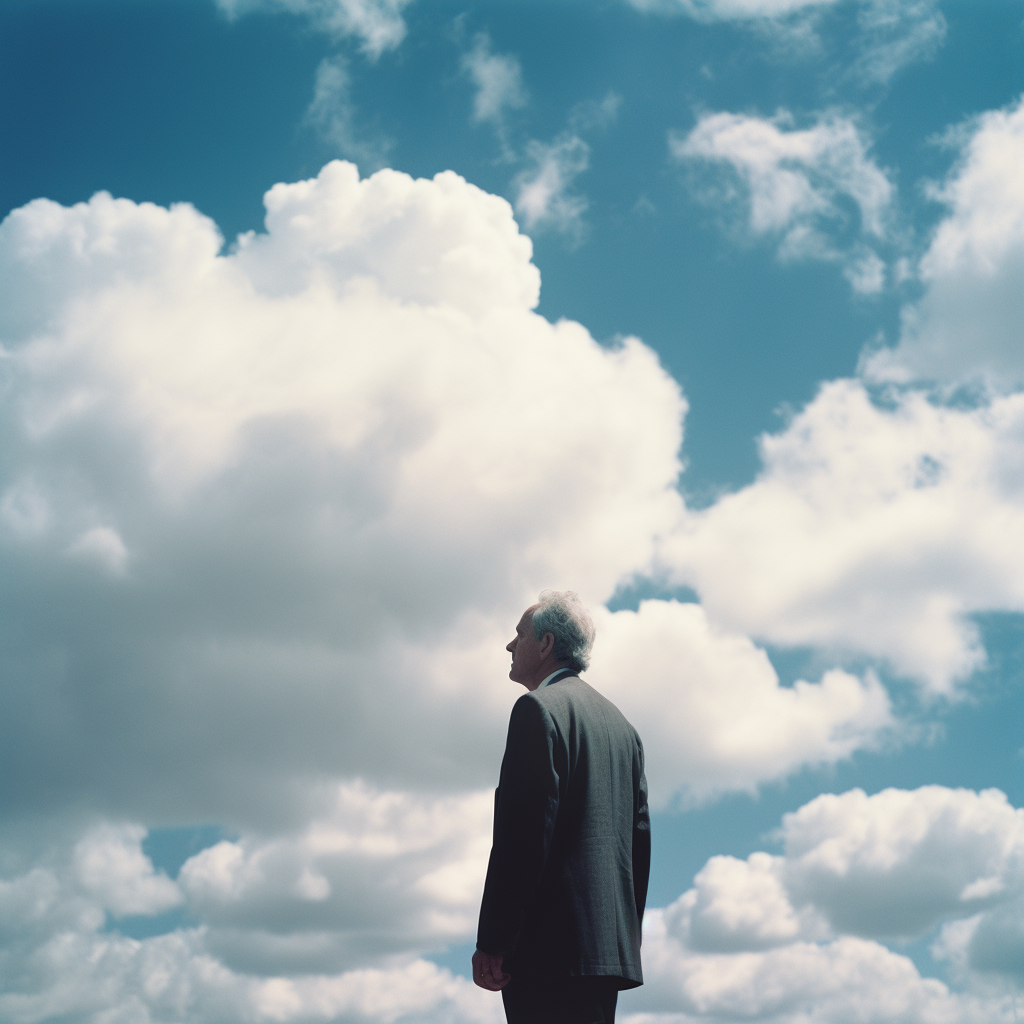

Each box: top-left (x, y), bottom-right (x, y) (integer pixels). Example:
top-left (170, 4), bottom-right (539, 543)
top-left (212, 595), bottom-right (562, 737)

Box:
top-left (506, 605), bottom-right (541, 685)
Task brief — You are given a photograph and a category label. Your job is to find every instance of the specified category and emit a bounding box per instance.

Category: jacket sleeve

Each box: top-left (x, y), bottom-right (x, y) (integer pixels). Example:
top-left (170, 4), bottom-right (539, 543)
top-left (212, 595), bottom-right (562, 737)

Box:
top-left (476, 695), bottom-right (561, 956)
top-left (632, 735), bottom-right (651, 931)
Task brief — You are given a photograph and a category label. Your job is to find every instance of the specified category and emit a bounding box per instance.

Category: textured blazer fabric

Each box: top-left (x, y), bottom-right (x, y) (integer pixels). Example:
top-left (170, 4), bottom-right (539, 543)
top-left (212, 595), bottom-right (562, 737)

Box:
top-left (477, 675), bottom-right (651, 989)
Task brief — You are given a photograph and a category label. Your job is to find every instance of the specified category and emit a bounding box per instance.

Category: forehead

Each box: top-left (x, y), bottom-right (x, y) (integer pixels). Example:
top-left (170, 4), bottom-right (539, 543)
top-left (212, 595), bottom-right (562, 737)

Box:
top-left (516, 605), bottom-right (539, 633)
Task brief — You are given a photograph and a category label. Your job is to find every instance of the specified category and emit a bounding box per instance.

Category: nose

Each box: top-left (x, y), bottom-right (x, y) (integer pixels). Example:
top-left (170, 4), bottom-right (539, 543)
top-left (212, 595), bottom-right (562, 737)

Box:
top-left (506, 638), bottom-right (516, 654)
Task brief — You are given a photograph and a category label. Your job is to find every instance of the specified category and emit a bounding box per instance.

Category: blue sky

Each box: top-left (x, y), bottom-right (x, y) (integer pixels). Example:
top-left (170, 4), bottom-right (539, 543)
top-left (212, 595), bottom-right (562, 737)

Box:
top-left (1, 1), bottom-right (1022, 1022)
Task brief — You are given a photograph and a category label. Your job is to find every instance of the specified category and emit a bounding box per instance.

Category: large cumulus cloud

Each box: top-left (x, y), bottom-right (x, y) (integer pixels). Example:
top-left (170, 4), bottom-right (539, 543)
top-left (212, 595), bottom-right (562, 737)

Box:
top-left (0, 159), bottom-right (896, 834)
top-left (663, 785), bottom-right (1024, 952)
top-left (626, 785), bottom-right (1023, 1023)
top-left (175, 783), bottom-right (494, 974)
top-left (591, 601), bottom-right (892, 805)
top-left (662, 380), bottom-right (1024, 692)
top-left (0, 161), bottom-right (687, 826)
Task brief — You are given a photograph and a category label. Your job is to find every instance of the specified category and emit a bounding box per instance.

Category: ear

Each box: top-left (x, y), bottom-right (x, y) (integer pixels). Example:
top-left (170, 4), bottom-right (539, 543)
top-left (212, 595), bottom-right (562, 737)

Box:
top-left (538, 632), bottom-right (555, 659)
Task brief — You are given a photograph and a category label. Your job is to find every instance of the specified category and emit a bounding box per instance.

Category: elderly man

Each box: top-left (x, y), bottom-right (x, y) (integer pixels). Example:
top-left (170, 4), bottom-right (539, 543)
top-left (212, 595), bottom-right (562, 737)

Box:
top-left (473, 591), bottom-right (650, 1024)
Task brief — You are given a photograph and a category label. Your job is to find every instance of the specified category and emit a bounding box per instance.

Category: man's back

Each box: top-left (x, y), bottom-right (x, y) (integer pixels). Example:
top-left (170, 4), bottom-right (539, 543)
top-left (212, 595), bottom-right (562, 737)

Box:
top-left (477, 674), bottom-right (650, 988)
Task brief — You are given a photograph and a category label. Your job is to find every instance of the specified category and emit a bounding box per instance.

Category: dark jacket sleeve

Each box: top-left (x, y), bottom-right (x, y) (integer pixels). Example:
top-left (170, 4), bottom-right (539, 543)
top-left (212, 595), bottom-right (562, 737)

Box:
top-left (477, 695), bottom-right (561, 956)
top-left (632, 736), bottom-right (651, 932)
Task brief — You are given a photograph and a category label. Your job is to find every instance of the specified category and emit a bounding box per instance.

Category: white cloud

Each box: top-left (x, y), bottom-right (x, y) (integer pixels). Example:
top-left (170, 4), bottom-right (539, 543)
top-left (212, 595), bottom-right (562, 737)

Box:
top-left (0, 817), bottom-right (502, 1023)
top-left (665, 852), bottom-right (829, 952)
top-left (662, 379), bottom-right (1024, 692)
top-left (73, 824), bottom-right (182, 918)
top-left (177, 783), bottom-right (493, 974)
top-left (862, 96), bottom-right (1024, 389)
top-left (626, 0), bottom-right (841, 20)
top-left (651, 785), bottom-right (1024, 963)
top-left (851, 0), bottom-right (946, 85)
top-left (514, 133), bottom-right (591, 237)
top-left (569, 91), bottom-right (623, 133)
top-left (619, 785), bottom-right (1023, 1022)
top-left (933, 899), bottom-right (1024, 985)
top-left (626, 0), bottom-right (945, 85)
top-left (216, 0), bottom-right (411, 58)
top-left (778, 786), bottom-right (1024, 940)
top-left (671, 110), bottom-right (892, 288)
top-left (629, 926), bottom-right (1018, 1023)
top-left (1, 865), bottom-right (103, 946)
top-left (461, 34), bottom-right (528, 127)
top-left (0, 478), bottom-right (50, 536)
top-left (65, 525), bottom-right (129, 575)
top-left (511, 91), bottom-right (622, 240)
top-left (0, 927), bottom-right (500, 1024)
top-left (0, 161), bottom-right (689, 832)
top-left (303, 57), bottom-right (393, 171)
top-left (669, 100), bottom-right (1024, 690)
top-left (591, 601), bottom-right (893, 806)
top-left (0, 157), bottom-right (892, 838)
top-left (843, 246), bottom-right (885, 293)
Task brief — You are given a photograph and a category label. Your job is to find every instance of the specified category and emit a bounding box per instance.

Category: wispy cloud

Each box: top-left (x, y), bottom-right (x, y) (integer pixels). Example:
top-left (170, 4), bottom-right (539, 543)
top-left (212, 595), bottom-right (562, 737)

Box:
top-left (303, 56), bottom-right (393, 171)
top-left (851, 0), bottom-right (946, 85)
top-left (216, 0), bottom-right (411, 58)
top-left (461, 33), bottom-right (528, 128)
top-left (671, 109), bottom-right (893, 291)
top-left (626, 0), bottom-right (841, 19)
top-left (514, 133), bottom-right (591, 238)
top-left (628, 0), bottom-right (947, 86)
top-left (568, 91), bottom-right (623, 133)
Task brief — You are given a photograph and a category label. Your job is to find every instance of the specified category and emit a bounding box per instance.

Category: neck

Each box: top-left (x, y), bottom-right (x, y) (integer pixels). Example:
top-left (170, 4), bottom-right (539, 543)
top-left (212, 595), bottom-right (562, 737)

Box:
top-left (521, 663), bottom-right (572, 691)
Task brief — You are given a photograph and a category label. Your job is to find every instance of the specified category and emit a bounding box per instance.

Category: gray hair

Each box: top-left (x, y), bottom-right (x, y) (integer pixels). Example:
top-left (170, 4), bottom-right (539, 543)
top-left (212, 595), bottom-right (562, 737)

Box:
top-left (531, 590), bottom-right (596, 673)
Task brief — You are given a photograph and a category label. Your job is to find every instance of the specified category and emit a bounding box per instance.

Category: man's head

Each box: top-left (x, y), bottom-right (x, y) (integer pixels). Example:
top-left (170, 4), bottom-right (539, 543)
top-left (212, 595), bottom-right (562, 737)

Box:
top-left (506, 590), bottom-right (596, 690)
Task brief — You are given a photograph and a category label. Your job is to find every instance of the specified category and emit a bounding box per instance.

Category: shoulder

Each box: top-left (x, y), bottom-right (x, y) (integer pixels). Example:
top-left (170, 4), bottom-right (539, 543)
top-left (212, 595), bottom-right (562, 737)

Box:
top-left (510, 691), bottom-right (556, 731)
top-left (536, 677), bottom-right (639, 735)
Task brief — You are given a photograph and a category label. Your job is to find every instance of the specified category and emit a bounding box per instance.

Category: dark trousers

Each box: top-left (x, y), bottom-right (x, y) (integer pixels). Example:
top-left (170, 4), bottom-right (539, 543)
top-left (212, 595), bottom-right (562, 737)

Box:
top-left (501, 975), bottom-right (618, 1024)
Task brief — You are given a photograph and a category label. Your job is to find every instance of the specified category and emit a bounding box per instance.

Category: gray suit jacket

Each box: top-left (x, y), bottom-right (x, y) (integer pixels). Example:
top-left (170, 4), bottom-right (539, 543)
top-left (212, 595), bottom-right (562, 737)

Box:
top-left (477, 672), bottom-right (650, 989)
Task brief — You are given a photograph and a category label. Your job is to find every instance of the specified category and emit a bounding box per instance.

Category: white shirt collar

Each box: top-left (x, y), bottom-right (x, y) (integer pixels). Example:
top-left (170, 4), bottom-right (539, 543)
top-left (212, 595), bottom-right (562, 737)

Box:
top-left (537, 668), bottom-right (573, 689)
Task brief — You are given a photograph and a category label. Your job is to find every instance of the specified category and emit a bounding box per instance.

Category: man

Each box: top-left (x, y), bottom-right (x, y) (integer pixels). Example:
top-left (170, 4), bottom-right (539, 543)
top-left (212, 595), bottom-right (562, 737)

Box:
top-left (473, 590), bottom-right (650, 1024)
